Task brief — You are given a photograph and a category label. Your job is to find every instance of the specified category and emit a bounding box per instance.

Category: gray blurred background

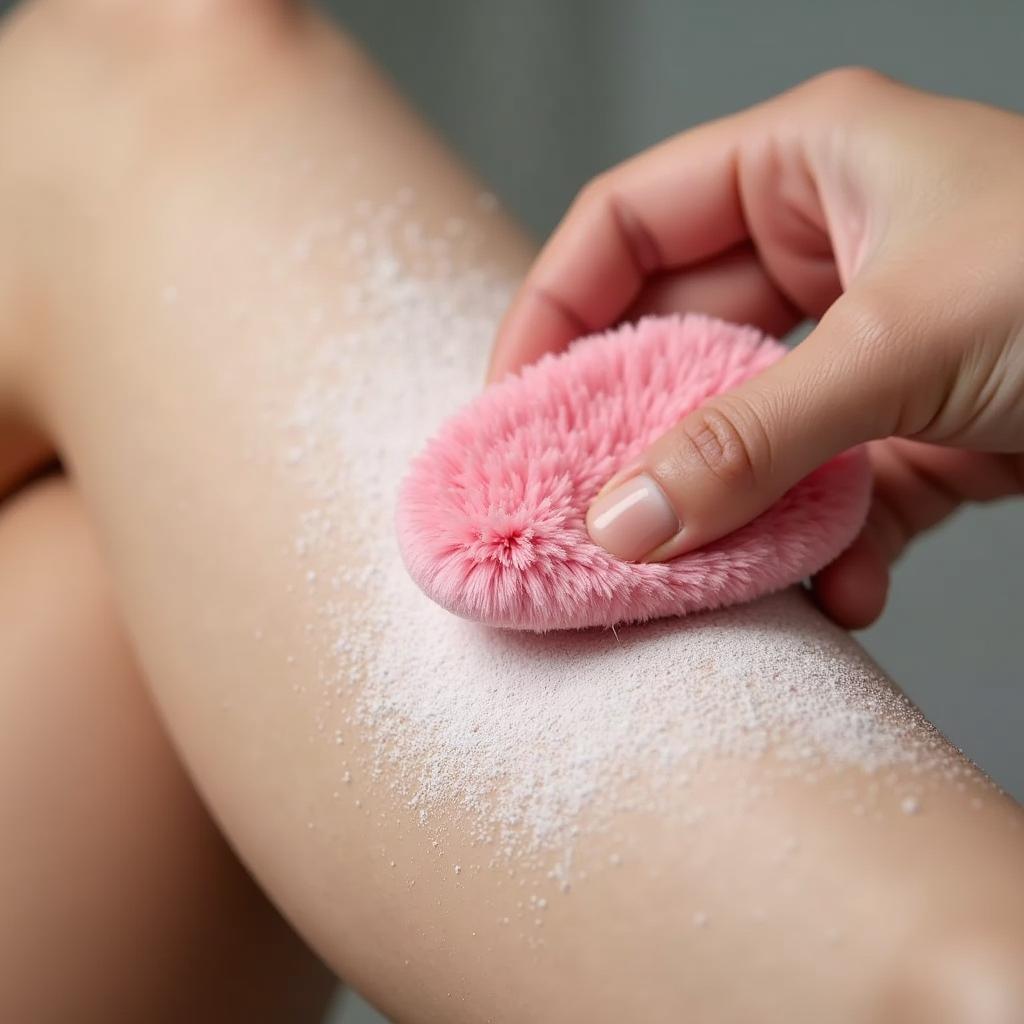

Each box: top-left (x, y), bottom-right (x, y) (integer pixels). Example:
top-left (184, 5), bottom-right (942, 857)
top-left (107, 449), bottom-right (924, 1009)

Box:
top-left (318, 2), bottom-right (1022, 1019)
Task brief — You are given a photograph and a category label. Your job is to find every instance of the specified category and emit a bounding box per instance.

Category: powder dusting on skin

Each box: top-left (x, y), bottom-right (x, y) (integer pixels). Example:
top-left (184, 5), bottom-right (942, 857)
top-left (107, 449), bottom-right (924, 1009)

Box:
top-left (270, 189), bottom-right (967, 877)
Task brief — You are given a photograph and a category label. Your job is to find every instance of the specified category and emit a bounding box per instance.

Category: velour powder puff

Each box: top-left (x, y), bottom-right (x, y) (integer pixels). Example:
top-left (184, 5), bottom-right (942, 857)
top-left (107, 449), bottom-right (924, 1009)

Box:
top-left (397, 314), bottom-right (871, 631)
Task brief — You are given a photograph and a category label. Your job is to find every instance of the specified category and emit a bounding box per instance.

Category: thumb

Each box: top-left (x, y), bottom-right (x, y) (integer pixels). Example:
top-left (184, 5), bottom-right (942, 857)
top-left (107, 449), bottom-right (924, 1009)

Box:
top-left (586, 296), bottom-right (902, 562)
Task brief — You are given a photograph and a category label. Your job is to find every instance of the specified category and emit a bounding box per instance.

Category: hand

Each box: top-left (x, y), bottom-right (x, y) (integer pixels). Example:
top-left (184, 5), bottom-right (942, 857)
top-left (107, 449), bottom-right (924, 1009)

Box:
top-left (487, 67), bottom-right (1024, 628)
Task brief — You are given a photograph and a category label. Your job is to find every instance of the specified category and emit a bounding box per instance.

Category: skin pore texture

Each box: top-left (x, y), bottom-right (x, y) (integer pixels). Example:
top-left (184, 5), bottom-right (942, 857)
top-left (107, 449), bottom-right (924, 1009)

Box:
top-left (3, 3), bottom-right (1024, 1022)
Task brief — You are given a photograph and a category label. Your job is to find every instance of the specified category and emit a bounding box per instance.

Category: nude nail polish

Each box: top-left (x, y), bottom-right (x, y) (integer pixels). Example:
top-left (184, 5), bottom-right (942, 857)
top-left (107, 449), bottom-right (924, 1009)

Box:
top-left (586, 473), bottom-right (680, 561)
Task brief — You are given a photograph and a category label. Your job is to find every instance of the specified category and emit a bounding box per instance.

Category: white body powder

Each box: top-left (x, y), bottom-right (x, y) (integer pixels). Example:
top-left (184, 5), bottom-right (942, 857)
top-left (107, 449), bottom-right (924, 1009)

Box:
top-left (272, 192), bottom-right (964, 874)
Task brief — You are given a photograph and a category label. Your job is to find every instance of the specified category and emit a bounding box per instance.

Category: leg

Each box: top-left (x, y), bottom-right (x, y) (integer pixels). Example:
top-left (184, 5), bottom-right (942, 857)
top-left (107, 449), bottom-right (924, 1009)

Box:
top-left (2, 2), bottom-right (1022, 1020)
top-left (0, 475), bottom-right (334, 1023)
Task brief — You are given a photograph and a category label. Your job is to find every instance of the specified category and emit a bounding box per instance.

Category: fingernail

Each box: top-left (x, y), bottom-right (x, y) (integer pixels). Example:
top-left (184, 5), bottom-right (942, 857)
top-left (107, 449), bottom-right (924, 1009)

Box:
top-left (586, 473), bottom-right (680, 561)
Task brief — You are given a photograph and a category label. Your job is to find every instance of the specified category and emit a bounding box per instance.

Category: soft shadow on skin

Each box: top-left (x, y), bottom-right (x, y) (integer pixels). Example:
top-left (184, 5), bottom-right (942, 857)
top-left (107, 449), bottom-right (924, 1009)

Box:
top-left (476, 586), bottom-right (833, 665)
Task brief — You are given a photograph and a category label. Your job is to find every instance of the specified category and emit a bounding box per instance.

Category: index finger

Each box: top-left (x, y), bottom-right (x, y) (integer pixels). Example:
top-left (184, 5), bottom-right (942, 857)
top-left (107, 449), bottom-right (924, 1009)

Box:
top-left (487, 111), bottom-right (757, 383)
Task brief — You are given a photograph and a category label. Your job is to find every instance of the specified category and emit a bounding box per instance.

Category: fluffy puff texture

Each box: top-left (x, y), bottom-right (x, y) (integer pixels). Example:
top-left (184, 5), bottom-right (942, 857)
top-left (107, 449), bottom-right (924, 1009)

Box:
top-left (397, 314), bottom-right (870, 631)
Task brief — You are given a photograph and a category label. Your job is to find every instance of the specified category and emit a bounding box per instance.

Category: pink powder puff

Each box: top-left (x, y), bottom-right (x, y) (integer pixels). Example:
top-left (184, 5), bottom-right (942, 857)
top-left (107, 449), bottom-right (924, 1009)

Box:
top-left (397, 314), bottom-right (871, 631)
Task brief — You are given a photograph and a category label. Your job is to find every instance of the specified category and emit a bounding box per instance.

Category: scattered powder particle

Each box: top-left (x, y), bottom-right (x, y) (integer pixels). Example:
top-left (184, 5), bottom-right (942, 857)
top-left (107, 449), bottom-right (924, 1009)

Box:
top-left (900, 796), bottom-right (922, 816)
top-left (266, 191), bottom-right (965, 882)
top-left (454, 864), bottom-right (462, 875)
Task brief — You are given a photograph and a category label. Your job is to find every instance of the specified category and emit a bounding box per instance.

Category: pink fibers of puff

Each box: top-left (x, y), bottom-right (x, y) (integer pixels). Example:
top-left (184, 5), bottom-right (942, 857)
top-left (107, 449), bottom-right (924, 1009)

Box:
top-left (397, 314), bottom-right (871, 632)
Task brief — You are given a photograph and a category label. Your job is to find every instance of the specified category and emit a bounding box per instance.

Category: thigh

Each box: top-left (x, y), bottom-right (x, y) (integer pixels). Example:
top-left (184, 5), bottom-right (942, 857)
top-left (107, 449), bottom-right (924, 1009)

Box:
top-left (0, 476), bottom-right (332, 1024)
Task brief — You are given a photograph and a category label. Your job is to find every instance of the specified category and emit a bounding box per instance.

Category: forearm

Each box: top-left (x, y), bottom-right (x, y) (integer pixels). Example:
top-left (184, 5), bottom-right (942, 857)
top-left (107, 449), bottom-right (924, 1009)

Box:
top-left (6, 4), bottom-right (1023, 1021)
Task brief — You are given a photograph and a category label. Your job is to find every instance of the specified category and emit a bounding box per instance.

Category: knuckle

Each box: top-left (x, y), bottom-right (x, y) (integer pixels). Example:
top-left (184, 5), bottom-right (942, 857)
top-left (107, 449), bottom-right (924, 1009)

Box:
top-left (825, 284), bottom-right (952, 437)
top-left (820, 291), bottom-right (905, 432)
top-left (795, 66), bottom-right (899, 121)
top-left (671, 397), bottom-right (772, 491)
top-left (829, 289), bottom-right (890, 350)
top-left (807, 64), bottom-right (891, 96)
top-left (827, 286), bottom-right (911, 367)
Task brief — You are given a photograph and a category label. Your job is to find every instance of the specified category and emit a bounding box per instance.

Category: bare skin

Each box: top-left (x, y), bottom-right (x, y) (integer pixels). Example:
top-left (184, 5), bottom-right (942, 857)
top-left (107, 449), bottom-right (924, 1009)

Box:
top-left (0, 477), bottom-right (333, 1024)
top-left (0, 3), bottom-right (1022, 1022)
